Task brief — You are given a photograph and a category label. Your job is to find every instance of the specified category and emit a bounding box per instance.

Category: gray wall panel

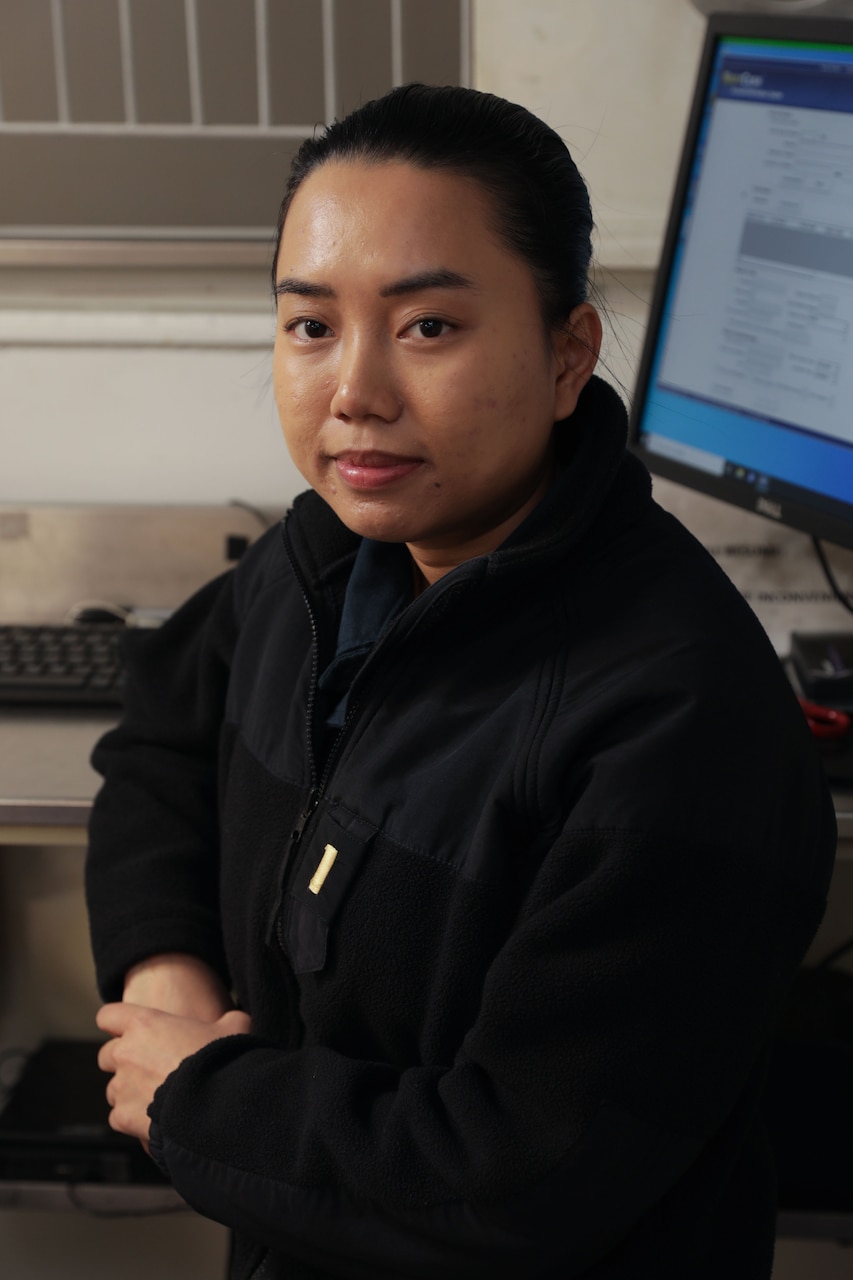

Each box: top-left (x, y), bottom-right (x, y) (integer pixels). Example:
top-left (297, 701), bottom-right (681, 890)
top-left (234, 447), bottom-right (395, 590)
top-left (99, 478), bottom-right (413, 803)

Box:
top-left (129, 0), bottom-right (192, 124)
top-left (0, 0), bottom-right (58, 122)
top-left (267, 0), bottom-right (326, 127)
top-left (196, 0), bottom-right (258, 124)
top-left (334, 0), bottom-right (393, 118)
top-left (401, 0), bottom-right (462, 88)
top-left (63, 0), bottom-right (124, 123)
top-left (0, 135), bottom-right (298, 230)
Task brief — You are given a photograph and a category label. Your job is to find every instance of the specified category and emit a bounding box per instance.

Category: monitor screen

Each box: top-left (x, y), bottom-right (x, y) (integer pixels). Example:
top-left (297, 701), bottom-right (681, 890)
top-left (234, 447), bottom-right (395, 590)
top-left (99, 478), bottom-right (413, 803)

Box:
top-left (629, 13), bottom-right (853, 553)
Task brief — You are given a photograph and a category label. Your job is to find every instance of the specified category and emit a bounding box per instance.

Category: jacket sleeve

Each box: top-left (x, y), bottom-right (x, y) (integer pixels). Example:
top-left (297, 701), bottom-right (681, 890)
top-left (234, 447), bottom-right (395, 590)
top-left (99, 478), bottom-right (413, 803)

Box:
top-left (145, 659), bottom-right (837, 1278)
top-left (85, 567), bottom-right (239, 999)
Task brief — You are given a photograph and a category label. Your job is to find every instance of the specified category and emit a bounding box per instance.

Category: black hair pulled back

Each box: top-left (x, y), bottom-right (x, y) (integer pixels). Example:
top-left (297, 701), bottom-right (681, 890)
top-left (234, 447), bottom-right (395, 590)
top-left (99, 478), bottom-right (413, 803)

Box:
top-left (272, 83), bottom-right (594, 330)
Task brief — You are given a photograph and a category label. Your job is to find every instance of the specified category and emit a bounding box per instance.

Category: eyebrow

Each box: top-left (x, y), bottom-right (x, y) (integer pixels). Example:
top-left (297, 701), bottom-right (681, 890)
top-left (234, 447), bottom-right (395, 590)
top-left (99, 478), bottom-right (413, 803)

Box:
top-left (380, 269), bottom-right (475, 298)
top-left (274, 269), bottom-right (475, 300)
top-left (274, 278), bottom-right (333, 299)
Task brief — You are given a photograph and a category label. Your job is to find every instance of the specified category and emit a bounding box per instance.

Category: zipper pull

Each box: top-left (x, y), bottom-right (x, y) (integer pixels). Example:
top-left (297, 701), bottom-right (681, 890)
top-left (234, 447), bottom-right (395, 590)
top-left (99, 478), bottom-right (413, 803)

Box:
top-left (290, 787), bottom-right (319, 846)
top-left (266, 787), bottom-right (320, 946)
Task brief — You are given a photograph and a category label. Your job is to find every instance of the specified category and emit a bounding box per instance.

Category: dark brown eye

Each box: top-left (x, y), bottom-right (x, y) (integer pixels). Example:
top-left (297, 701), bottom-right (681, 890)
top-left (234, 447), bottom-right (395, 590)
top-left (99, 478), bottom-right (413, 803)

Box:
top-left (287, 318), bottom-right (331, 339)
top-left (417, 318), bottom-right (446, 338)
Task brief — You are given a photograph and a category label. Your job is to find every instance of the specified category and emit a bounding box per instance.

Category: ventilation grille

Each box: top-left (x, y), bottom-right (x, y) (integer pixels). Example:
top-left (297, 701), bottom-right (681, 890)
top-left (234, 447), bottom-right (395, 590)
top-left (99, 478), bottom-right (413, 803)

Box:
top-left (0, 0), bottom-right (470, 247)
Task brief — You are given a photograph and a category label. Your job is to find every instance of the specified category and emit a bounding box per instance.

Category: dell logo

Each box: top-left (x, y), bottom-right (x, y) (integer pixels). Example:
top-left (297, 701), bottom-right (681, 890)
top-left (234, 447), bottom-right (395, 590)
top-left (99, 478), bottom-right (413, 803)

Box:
top-left (756, 497), bottom-right (782, 520)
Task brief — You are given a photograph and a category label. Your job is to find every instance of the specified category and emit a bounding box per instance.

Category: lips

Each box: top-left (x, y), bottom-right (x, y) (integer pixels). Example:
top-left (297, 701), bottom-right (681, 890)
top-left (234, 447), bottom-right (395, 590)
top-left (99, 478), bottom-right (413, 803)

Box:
top-left (333, 450), bottom-right (423, 490)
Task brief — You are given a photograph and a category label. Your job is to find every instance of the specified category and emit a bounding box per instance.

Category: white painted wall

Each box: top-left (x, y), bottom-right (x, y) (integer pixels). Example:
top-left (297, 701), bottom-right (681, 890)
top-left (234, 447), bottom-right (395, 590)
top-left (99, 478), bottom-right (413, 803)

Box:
top-left (2, 311), bottom-right (299, 507)
top-left (474, 0), bottom-right (707, 267)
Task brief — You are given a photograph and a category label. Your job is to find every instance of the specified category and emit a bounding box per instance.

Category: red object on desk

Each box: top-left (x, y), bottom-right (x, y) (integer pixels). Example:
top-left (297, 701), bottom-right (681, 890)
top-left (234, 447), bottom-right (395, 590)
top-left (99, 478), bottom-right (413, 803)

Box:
top-left (799, 699), bottom-right (852, 740)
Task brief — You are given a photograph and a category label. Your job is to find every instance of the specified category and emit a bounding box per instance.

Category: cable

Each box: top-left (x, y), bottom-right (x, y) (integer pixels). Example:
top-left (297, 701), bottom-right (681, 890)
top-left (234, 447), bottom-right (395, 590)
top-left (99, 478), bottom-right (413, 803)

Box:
top-left (228, 499), bottom-right (275, 531)
top-left (812, 537), bottom-right (853, 616)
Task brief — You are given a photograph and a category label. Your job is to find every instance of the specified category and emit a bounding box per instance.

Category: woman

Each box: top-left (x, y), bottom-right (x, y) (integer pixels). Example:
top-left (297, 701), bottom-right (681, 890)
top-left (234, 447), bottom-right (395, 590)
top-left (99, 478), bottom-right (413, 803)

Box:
top-left (88, 84), bottom-right (835, 1279)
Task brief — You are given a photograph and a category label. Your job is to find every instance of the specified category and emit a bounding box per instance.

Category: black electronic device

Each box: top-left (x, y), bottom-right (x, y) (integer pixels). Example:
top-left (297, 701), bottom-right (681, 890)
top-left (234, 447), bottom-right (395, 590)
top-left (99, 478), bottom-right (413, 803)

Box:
top-left (0, 1039), bottom-right (167, 1187)
top-left (629, 12), bottom-right (853, 555)
top-left (791, 630), bottom-right (853, 704)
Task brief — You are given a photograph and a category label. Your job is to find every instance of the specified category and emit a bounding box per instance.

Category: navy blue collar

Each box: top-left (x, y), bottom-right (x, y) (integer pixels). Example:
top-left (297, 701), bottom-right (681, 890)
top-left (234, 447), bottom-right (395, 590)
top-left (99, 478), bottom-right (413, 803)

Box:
top-left (318, 537), bottom-right (413, 726)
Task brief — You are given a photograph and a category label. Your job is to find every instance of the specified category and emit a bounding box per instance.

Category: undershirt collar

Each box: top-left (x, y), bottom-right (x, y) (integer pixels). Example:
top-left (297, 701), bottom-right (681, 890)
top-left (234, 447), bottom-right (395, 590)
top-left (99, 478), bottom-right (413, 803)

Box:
top-left (318, 537), bottom-right (414, 728)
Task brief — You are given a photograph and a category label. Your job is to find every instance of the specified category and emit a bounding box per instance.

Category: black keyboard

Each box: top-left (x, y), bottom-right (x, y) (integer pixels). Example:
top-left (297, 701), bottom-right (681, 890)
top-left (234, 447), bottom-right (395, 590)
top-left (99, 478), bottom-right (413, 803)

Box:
top-left (0, 624), bottom-right (126, 707)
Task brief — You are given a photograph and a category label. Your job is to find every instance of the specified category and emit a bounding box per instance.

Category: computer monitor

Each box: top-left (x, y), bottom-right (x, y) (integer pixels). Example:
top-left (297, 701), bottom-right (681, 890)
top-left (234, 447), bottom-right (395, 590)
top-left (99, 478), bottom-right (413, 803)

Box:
top-left (629, 12), bottom-right (853, 555)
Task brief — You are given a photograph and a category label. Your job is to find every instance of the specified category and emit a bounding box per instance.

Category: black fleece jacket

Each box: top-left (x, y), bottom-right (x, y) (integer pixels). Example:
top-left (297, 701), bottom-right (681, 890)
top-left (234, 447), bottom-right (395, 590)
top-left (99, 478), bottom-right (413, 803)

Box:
top-left (86, 377), bottom-right (836, 1280)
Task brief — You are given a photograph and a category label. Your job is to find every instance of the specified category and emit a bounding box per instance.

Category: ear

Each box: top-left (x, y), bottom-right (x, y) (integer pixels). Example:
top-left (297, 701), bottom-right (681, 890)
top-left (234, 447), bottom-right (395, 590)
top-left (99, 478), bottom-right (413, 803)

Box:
top-left (552, 302), bottom-right (603, 422)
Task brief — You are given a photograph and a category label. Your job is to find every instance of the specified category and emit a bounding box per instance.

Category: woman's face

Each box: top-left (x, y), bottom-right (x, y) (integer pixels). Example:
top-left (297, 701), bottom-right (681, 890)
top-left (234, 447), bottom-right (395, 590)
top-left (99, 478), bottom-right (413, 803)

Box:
top-left (273, 160), bottom-right (600, 582)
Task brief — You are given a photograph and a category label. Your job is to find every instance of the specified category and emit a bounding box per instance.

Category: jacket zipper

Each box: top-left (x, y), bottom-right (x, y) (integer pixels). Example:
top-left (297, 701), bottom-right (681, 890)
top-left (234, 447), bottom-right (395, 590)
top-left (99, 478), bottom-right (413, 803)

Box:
top-left (271, 519), bottom-right (477, 948)
top-left (272, 785), bottom-right (319, 952)
top-left (270, 517), bottom-right (377, 945)
top-left (271, 697), bottom-right (359, 953)
top-left (265, 521), bottom-right (318, 942)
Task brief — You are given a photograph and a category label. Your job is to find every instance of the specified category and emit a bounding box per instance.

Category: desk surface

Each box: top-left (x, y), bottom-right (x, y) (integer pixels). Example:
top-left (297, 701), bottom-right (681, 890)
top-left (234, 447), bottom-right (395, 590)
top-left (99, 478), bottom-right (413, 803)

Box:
top-left (1, 710), bottom-right (852, 845)
top-left (0, 710), bottom-right (114, 841)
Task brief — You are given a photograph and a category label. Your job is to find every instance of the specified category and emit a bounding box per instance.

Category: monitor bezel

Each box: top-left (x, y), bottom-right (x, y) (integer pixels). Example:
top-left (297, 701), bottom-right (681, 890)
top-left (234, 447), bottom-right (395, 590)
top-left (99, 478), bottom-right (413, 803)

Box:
top-left (627, 11), bottom-right (853, 553)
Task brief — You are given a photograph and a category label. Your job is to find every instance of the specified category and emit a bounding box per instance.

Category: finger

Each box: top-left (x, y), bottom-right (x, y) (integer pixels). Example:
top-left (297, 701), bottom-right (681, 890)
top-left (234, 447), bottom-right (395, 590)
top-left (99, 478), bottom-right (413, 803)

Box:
top-left (106, 1101), bottom-right (150, 1144)
top-left (96, 1002), bottom-right (136, 1035)
top-left (218, 1010), bottom-right (252, 1036)
top-left (97, 999), bottom-right (162, 1030)
top-left (97, 1038), bottom-right (117, 1074)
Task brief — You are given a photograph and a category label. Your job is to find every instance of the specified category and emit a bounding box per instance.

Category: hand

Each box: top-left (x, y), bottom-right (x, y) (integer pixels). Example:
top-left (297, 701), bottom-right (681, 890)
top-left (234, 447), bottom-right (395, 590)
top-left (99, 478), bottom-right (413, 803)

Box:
top-left (96, 1002), bottom-right (251, 1148)
top-left (122, 953), bottom-right (234, 1022)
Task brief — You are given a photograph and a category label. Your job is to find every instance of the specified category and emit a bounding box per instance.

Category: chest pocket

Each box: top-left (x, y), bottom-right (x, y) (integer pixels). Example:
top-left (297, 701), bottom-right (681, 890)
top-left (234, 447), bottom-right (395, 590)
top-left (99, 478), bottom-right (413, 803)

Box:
top-left (284, 804), bottom-right (377, 974)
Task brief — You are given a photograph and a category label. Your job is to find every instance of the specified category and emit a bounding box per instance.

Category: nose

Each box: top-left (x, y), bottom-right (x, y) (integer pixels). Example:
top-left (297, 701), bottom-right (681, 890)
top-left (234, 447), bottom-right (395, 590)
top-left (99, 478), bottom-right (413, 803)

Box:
top-left (330, 336), bottom-right (402, 424)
